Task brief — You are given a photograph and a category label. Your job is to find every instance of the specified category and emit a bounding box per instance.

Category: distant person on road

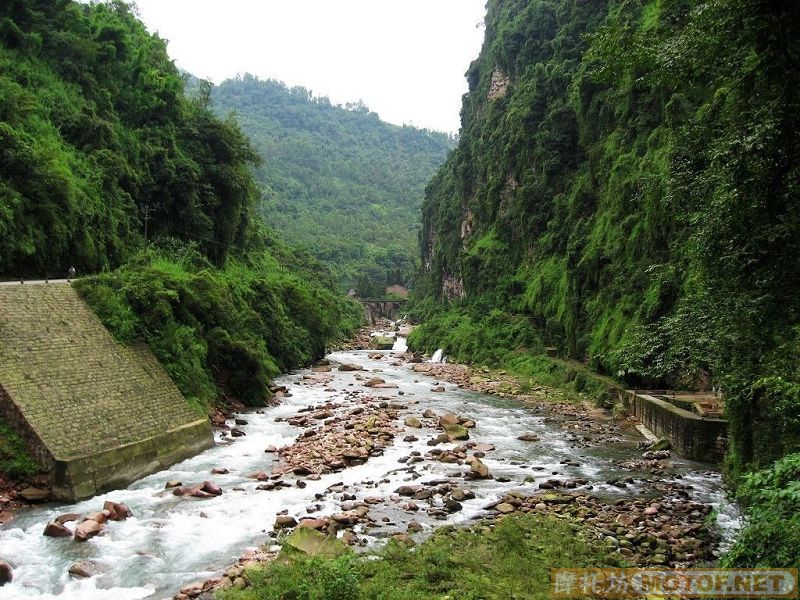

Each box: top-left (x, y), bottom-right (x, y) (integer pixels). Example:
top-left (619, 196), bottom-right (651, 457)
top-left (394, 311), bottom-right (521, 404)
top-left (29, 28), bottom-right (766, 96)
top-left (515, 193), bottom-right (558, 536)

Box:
top-left (67, 266), bottom-right (76, 281)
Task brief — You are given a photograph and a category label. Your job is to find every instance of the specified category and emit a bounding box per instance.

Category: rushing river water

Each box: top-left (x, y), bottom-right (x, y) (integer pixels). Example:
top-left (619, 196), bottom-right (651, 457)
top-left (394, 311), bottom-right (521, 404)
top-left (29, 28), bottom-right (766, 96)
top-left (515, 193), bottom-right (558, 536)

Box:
top-left (0, 339), bottom-right (740, 599)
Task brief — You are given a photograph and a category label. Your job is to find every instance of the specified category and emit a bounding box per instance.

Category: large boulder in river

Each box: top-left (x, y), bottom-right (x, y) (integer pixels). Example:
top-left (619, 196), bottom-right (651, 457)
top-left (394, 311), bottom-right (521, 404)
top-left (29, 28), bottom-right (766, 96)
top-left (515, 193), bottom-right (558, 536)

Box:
top-left (467, 458), bottom-right (492, 480)
top-left (438, 413), bottom-right (460, 427)
top-left (443, 423), bottom-right (469, 441)
top-left (281, 527), bottom-right (348, 559)
top-left (43, 521), bottom-right (72, 538)
top-left (103, 501), bottom-right (132, 521)
top-left (338, 363), bottom-right (362, 372)
top-left (74, 519), bottom-right (104, 542)
top-left (0, 560), bottom-right (11, 585)
top-left (370, 336), bottom-right (395, 350)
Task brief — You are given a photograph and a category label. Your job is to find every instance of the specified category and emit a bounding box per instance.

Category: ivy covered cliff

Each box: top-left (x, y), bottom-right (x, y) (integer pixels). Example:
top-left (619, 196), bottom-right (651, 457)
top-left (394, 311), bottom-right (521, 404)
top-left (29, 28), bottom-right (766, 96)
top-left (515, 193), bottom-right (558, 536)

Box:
top-left (411, 0), bottom-right (800, 568)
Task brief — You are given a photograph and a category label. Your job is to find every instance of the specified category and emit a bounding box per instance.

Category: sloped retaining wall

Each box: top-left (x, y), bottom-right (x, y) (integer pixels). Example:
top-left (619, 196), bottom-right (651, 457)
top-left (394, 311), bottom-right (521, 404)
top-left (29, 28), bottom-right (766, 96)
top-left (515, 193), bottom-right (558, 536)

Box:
top-left (622, 390), bottom-right (727, 462)
top-left (0, 283), bottom-right (214, 500)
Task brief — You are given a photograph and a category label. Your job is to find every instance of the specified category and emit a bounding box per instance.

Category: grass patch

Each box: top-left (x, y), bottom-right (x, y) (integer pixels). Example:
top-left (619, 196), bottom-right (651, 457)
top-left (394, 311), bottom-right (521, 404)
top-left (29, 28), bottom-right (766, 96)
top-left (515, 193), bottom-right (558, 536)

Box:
top-left (0, 418), bottom-right (39, 479)
top-left (218, 514), bottom-right (620, 600)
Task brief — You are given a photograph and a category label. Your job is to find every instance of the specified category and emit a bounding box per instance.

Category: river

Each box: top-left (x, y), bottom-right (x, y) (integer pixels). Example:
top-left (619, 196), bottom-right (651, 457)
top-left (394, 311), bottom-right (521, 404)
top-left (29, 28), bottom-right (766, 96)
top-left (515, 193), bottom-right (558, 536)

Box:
top-left (0, 338), bottom-right (739, 599)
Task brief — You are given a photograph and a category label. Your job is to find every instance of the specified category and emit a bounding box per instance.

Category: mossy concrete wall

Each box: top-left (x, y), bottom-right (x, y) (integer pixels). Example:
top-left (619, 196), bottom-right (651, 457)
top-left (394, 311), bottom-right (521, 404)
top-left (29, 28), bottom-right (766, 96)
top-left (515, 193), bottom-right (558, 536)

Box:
top-left (622, 390), bottom-right (727, 463)
top-left (0, 283), bottom-right (213, 500)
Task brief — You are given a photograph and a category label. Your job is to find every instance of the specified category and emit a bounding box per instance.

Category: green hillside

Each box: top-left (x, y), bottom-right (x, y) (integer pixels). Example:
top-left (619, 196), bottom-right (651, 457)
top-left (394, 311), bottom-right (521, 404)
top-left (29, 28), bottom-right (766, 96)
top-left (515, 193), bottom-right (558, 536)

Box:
top-left (410, 0), bottom-right (800, 568)
top-left (0, 0), bottom-right (360, 414)
top-left (211, 75), bottom-right (454, 293)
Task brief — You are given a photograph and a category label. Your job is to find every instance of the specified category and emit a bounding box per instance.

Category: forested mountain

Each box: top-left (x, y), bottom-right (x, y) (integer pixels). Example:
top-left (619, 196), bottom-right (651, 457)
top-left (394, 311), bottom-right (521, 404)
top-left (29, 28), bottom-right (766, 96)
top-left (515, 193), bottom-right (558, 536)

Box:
top-left (210, 75), bottom-right (454, 294)
top-left (410, 0), bottom-right (800, 567)
top-left (0, 0), bottom-right (360, 428)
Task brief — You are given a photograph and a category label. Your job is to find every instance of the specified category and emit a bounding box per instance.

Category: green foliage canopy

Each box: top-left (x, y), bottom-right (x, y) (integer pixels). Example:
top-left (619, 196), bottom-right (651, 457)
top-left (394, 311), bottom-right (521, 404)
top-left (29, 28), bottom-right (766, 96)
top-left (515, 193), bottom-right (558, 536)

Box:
top-left (210, 75), bottom-right (454, 293)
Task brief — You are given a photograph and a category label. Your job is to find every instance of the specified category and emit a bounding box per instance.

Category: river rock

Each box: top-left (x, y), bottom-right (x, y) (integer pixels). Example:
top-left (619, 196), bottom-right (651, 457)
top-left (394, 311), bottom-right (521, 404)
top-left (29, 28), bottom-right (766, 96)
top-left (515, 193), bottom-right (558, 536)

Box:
top-left (275, 515), bottom-right (298, 529)
top-left (404, 417), bottom-right (422, 428)
top-left (211, 467), bottom-right (229, 475)
top-left (438, 413), bottom-right (460, 427)
top-left (443, 423), bottom-right (469, 441)
top-left (642, 450), bottom-right (670, 460)
top-left (74, 519), bottom-right (104, 542)
top-left (19, 486), bottom-right (48, 502)
top-left (282, 527), bottom-right (348, 558)
top-left (165, 480), bottom-right (182, 489)
top-left (517, 433), bottom-right (540, 442)
top-left (85, 511), bottom-right (108, 524)
top-left (395, 485), bottom-right (422, 496)
top-left (103, 501), bottom-right (132, 521)
top-left (444, 498), bottom-right (463, 512)
top-left (431, 386), bottom-right (445, 393)
top-left (68, 560), bottom-right (97, 578)
top-left (616, 514), bottom-right (636, 527)
top-left (0, 560), bottom-right (11, 585)
top-left (338, 364), bottom-right (362, 372)
top-left (467, 458), bottom-right (491, 479)
top-left (201, 481), bottom-right (223, 496)
top-left (422, 409), bottom-right (437, 419)
top-left (450, 488), bottom-right (475, 501)
top-left (265, 445), bottom-right (278, 453)
top-left (43, 521), bottom-right (72, 537)
top-left (364, 377), bottom-right (386, 387)
top-left (496, 503), bottom-right (516, 514)
top-left (56, 512), bottom-right (81, 524)
top-left (298, 518), bottom-right (328, 530)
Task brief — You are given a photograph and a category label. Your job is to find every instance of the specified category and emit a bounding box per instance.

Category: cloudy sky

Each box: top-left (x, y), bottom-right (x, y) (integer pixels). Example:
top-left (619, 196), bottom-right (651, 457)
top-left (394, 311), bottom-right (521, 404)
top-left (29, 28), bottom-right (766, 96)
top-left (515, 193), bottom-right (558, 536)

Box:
top-left (132, 0), bottom-right (487, 133)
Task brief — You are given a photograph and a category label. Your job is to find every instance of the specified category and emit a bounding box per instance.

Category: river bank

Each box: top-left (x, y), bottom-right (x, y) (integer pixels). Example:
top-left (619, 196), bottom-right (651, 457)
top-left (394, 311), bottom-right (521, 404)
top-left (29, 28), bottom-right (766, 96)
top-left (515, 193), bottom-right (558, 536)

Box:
top-left (0, 322), bottom-right (738, 599)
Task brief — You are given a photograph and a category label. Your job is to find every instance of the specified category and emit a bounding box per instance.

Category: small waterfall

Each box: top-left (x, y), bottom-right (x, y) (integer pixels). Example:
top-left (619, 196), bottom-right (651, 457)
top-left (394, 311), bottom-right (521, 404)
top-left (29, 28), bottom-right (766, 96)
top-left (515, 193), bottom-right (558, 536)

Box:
top-left (429, 348), bottom-right (446, 363)
top-left (392, 336), bottom-right (407, 352)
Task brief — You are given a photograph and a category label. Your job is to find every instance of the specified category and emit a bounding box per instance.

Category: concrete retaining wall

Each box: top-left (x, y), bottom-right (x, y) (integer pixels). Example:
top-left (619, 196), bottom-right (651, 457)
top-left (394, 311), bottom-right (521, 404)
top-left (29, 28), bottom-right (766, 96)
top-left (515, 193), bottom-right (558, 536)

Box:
top-left (0, 283), bottom-right (214, 500)
top-left (622, 390), bottom-right (727, 463)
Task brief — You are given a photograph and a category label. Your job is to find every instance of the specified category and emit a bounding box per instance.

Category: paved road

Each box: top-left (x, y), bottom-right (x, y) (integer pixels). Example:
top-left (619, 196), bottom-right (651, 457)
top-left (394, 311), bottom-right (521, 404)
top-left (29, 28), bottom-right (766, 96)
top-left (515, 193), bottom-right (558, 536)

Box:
top-left (0, 279), bottom-right (72, 286)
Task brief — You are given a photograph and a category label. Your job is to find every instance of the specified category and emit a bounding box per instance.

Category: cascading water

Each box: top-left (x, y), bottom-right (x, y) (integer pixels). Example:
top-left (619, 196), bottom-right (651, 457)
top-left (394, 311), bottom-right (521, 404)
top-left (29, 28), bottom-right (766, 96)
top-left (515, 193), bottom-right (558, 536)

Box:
top-left (0, 346), bottom-right (739, 599)
top-left (429, 348), bottom-right (445, 363)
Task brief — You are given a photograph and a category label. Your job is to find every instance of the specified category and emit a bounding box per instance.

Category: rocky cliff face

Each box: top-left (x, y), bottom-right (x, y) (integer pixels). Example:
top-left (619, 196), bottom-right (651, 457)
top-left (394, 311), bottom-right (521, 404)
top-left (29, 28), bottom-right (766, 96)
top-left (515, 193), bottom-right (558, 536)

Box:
top-left (415, 0), bottom-right (800, 404)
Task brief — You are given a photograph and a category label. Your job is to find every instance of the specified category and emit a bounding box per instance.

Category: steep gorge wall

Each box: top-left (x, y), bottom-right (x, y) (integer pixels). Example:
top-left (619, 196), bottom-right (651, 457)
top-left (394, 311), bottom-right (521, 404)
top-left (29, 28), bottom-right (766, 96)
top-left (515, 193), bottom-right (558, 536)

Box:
top-left (417, 0), bottom-right (799, 396)
top-left (0, 283), bottom-right (213, 500)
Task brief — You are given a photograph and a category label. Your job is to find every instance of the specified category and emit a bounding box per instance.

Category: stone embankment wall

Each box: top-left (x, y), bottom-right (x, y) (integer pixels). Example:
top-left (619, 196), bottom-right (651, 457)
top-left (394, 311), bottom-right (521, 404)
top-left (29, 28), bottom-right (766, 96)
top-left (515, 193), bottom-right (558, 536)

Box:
top-left (622, 390), bottom-right (727, 462)
top-left (0, 283), bottom-right (213, 500)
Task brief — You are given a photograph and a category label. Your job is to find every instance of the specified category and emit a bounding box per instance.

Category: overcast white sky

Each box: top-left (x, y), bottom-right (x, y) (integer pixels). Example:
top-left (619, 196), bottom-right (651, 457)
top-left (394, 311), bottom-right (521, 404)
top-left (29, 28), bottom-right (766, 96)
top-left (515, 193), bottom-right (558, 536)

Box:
top-left (132, 1), bottom-right (486, 133)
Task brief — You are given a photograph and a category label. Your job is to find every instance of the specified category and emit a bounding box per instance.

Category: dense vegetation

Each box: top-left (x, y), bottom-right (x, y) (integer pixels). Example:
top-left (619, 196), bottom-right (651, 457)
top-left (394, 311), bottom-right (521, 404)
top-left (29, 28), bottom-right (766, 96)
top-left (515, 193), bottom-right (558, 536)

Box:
top-left (219, 514), bottom-right (616, 600)
top-left (210, 75), bottom-right (454, 294)
top-left (0, 0), bottom-right (361, 423)
top-left (75, 241), bottom-right (361, 412)
top-left (0, 0), bottom-right (261, 275)
top-left (411, 0), bottom-right (800, 567)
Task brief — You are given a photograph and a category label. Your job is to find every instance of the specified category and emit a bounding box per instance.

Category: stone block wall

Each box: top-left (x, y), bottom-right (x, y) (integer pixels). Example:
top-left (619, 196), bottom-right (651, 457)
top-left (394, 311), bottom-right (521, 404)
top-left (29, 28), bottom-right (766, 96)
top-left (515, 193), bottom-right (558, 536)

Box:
top-left (622, 390), bottom-right (728, 463)
top-left (0, 283), bottom-right (213, 499)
